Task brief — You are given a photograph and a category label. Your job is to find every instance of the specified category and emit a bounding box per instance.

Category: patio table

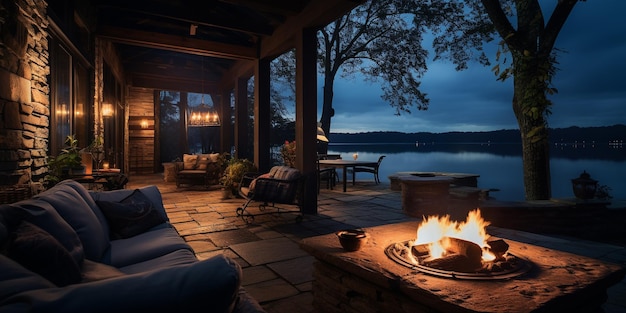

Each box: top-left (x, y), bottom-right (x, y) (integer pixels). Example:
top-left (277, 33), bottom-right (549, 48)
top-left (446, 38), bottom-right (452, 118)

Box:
top-left (318, 159), bottom-right (378, 192)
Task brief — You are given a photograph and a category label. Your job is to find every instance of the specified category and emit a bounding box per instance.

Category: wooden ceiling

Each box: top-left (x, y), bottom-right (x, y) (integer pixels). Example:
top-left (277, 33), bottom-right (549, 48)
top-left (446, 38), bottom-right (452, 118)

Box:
top-left (92, 0), bottom-right (362, 93)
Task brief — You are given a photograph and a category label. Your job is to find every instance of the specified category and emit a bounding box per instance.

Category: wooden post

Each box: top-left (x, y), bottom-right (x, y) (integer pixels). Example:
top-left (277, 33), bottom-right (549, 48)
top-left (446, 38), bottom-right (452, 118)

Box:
top-left (295, 27), bottom-right (318, 215)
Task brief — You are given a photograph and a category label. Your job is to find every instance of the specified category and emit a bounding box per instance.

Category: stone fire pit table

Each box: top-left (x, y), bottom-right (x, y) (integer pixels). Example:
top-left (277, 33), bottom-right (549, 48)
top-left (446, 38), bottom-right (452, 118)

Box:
top-left (397, 175), bottom-right (454, 217)
top-left (300, 221), bottom-right (625, 313)
top-left (389, 172), bottom-right (480, 191)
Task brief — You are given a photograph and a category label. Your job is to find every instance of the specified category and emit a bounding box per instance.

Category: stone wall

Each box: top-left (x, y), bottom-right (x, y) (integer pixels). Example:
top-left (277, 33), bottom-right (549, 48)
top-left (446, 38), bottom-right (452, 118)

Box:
top-left (312, 261), bottom-right (432, 313)
top-left (0, 0), bottom-right (49, 186)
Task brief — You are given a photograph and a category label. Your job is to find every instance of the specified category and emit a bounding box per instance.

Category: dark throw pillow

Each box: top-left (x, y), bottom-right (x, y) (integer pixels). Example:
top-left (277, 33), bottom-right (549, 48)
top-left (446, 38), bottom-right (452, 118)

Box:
top-left (5, 221), bottom-right (82, 287)
top-left (96, 189), bottom-right (166, 240)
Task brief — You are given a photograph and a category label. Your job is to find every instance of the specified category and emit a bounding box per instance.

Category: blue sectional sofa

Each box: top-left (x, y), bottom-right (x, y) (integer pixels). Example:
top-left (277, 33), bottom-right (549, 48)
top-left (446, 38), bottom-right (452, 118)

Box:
top-left (0, 180), bottom-right (264, 313)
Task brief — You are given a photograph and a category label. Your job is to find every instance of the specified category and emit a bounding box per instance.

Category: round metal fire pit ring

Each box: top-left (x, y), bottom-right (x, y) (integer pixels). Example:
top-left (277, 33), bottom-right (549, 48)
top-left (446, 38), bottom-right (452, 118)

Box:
top-left (385, 240), bottom-right (534, 280)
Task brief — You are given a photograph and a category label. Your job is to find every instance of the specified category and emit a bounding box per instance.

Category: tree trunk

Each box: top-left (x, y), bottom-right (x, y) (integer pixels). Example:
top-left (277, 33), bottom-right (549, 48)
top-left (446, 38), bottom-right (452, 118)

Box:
top-left (319, 75), bottom-right (336, 154)
top-left (513, 56), bottom-right (551, 200)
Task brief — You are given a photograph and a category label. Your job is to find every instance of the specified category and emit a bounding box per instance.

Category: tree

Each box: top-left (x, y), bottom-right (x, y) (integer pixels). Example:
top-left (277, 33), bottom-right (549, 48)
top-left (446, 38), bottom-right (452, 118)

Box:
top-left (474, 0), bottom-right (581, 200)
top-left (269, 0), bottom-right (492, 153)
top-left (319, 0), bottom-right (487, 144)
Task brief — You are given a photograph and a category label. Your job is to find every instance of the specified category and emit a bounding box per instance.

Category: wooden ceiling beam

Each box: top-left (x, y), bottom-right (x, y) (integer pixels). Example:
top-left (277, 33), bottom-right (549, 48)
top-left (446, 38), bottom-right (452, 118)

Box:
top-left (218, 0), bottom-right (305, 16)
top-left (129, 74), bottom-right (219, 94)
top-left (125, 61), bottom-right (224, 81)
top-left (98, 2), bottom-right (274, 36)
top-left (98, 26), bottom-right (258, 60)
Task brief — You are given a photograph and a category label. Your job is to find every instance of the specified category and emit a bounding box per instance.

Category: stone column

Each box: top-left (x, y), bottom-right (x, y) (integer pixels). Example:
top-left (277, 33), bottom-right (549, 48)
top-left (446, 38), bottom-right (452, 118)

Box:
top-left (0, 0), bottom-right (49, 188)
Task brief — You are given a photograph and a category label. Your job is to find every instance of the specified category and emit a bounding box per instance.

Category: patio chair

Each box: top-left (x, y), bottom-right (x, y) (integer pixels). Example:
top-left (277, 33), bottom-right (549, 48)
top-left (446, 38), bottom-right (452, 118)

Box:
top-left (352, 155), bottom-right (386, 184)
top-left (236, 166), bottom-right (304, 223)
top-left (317, 154), bottom-right (340, 192)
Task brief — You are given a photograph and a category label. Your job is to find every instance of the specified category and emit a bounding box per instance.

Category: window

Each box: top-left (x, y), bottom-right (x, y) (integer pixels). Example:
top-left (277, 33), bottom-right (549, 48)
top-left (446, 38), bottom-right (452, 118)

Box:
top-left (49, 37), bottom-right (92, 156)
top-left (50, 43), bottom-right (72, 155)
top-left (159, 91), bottom-right (183, 163)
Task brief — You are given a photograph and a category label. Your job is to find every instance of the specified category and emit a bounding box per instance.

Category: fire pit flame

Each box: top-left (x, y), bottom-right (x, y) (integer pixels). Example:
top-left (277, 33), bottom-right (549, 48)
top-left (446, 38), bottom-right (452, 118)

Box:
top-left (385, 209), bottom-right (532, 280)
top-left (415, 209), bottom-right (494, 261)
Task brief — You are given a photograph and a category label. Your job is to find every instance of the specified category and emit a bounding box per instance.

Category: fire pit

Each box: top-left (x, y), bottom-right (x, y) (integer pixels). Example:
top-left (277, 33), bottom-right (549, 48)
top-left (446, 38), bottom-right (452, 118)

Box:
top-left (300, 216), bottom-right (625, 313)
top-left (385, 239), bottom-right (531, 280)
top-left (385, 209), bottom-right (532, 280)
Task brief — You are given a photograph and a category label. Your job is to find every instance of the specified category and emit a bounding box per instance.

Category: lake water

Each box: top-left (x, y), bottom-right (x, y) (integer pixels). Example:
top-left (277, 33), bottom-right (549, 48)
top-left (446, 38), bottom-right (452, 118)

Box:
top-left (327, 142), bottom-right (625, 201)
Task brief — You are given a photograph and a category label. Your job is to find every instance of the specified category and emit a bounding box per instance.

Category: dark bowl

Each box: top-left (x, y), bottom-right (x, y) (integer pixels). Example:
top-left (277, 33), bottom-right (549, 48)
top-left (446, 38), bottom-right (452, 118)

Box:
top-left (336, 229), bottom-right (368, 251)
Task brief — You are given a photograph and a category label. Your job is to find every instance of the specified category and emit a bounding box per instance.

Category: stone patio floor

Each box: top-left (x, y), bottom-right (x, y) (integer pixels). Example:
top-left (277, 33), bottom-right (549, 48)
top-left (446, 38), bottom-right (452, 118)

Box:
top-left (127, 174), bottom-right (626, 313)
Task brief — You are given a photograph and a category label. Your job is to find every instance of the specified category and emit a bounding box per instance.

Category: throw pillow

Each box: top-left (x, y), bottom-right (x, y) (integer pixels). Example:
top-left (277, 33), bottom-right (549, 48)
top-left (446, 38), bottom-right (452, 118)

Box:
top-left (209, 153), bottom-right (220, 163)
top-left (196, 154), bottom-right (212, 170)
top-left (4, 221), bottom-right (82, 287)
top-left (249, 173), bottom-right (271, 191)
top-left (183, 154), bottom-right (199, 170)
top-left (96, 189), bottom-right (166, 239)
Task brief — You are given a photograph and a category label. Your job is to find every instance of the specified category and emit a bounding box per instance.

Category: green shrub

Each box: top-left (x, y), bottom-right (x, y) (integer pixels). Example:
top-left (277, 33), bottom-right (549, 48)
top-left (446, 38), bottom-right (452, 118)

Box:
top-left (220, 158), bottom-right (257, 196)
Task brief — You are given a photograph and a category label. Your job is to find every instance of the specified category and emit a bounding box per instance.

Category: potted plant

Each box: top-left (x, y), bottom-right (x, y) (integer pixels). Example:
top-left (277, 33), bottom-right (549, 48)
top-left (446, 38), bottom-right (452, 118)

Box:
top-left (86, 135), bottom-right (105, 170)
top-left (280, 140), bottom-right (296, 167)
top-left (219, 157), bottom-right (257, 198)
top-left (45, 135), bottom-right (85, 187)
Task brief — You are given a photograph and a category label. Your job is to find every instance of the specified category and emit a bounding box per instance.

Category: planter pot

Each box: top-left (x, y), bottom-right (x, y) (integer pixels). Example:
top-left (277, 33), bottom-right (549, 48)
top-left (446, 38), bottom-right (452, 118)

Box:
top-left (571, 171), bottom-right (598, 200)
top-left (69, 166), bottom-right (86, 176)
top-left (221, 188), bottom-right (232, 200)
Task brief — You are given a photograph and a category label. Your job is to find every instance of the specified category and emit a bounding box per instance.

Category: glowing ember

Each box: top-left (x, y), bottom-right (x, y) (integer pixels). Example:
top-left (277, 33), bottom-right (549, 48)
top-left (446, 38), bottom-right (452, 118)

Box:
top-left (412, 209), bottom-right (496, 262)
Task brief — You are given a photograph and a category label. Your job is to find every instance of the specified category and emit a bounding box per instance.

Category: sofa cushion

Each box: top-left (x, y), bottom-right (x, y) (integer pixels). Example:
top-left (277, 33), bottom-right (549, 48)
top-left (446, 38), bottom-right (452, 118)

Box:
top-left (178, 169), bottom-right (206, 175)
top-left (1, 255), bottom-right (241, 313)
top-left (0, 204), bottom-right (28, 245)
top-left (103, 227), bottom-right (192, 268)
top-left (57, 180), bottom-right (110, 238)
top-left (81, 259), bottom-right (125, 283)
top-left (0, 254), bottom-right (56, 300)
top-left (118, 249), bottom-right (197, 274)
top-left (4, 221), bottom-right (82, 287)
top-left (183, 154), bottom-right (199, 169)
top-left (34, 184), bottom-right (109, 261)
top-left (96, 189), bottom-right (166, 240)
top-left (10, 200), bottom-right (85, 267)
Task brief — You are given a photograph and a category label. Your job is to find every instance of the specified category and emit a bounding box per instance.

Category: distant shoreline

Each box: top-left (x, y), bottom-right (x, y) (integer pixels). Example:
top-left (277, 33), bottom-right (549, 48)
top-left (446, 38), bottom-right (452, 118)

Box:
top-left (328, 124), bottom-right (626, 145)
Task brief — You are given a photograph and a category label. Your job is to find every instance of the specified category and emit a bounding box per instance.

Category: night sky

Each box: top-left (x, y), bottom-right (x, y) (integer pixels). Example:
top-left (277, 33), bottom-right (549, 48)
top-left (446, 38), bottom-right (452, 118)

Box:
top-left (318, 0), bottom-right (626, 134)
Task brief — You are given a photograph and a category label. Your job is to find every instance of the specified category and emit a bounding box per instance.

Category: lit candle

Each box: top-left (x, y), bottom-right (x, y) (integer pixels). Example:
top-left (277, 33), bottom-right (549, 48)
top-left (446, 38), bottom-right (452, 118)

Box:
top-left (102, 162), bottom-right (110, 170)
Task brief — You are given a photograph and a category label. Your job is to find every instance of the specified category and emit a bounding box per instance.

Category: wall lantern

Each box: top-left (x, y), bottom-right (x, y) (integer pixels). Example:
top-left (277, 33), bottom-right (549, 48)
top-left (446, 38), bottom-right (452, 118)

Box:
top-left (102, 103), bottom-right (114, 117)
top-left (56, 103), bottom-right (69, 116)
top-left (140, 119), bottom-right (149, 129)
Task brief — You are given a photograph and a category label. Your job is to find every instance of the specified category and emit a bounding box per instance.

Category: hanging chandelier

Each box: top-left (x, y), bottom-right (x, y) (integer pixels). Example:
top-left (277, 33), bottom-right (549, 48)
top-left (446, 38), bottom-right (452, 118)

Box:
top-left (188, 56), bottom-right (220, 127)
top-left (188, 97), bottom-right (220, 127)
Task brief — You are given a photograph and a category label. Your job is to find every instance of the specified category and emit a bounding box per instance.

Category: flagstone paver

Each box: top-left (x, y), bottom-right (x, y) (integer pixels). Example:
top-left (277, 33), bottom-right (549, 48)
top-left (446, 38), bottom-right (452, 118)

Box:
top-left (230, 237), bottom-right (309, 266)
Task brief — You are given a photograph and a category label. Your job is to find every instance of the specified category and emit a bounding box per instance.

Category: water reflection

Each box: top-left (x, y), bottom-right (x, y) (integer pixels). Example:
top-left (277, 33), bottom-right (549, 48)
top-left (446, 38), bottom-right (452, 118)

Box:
top-left (328, 143), bottom-right (625, 201)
